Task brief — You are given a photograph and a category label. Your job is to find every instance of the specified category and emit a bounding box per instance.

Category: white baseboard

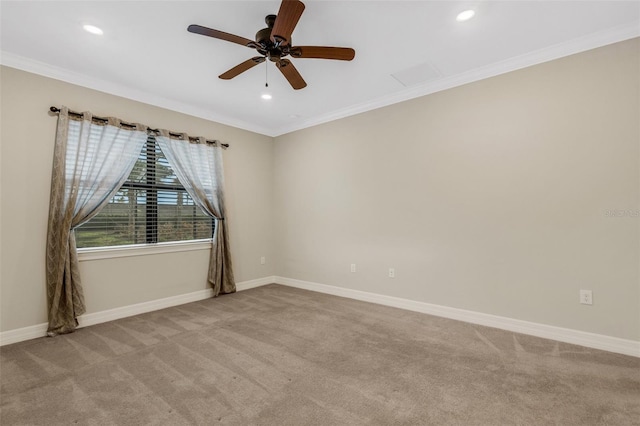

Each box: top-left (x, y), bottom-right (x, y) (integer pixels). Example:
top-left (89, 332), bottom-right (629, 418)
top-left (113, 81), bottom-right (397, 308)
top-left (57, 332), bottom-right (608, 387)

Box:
top-left (274, 276), bottom-right (640, 358)
top-left (4, 275), bottom-right (637, 358)
top-left (0, 323), bottom-right (49, 348)
top-left (78, 288), bottom-right (214, 329)
top-left (236, 276), bottom-right (276, 291)
top-left (0, 277), bottom-right (275, 346)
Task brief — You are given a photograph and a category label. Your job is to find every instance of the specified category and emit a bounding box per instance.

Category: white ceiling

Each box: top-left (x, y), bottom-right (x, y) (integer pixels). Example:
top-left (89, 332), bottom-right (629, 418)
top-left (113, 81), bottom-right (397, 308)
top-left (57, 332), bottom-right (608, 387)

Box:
top-left (1, 1), bottom-right (639, 136)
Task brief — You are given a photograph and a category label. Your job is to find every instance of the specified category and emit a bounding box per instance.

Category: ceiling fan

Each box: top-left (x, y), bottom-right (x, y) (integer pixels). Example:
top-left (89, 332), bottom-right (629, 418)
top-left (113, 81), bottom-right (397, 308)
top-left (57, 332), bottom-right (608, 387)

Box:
top-left (187, 0), bottom-right (355, 90)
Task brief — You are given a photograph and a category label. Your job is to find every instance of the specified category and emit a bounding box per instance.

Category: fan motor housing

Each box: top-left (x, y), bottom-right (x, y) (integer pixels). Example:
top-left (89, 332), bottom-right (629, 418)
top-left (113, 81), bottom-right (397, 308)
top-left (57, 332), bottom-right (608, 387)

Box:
top-left (256, 30), bottom-right (291, 58)
top-left (255, 27), bottom-right (272, 46)
top-left (255, 14), bottom-right (291, 60)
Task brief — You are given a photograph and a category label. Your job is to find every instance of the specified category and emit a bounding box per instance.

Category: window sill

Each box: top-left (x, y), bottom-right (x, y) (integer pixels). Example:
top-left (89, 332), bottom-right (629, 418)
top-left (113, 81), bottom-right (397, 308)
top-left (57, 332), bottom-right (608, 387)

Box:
top-left (77, 239), bottom-right (212, 261)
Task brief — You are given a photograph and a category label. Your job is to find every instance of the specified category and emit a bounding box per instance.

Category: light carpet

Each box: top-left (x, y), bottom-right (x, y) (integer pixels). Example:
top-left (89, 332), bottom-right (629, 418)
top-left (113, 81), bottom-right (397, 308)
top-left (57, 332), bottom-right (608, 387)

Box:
top-left (1, 284), bottom-right (638, 425)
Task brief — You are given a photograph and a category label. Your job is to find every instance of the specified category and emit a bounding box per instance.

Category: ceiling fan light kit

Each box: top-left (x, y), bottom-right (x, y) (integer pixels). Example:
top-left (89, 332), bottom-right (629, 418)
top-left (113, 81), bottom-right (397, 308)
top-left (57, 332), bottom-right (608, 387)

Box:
top-left (187, 0), bottom-right (355, 90)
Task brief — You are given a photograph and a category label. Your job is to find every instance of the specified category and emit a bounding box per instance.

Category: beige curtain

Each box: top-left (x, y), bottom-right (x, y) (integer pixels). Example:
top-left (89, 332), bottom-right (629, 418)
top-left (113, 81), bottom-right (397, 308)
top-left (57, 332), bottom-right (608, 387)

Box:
top-left (156, 132), bottom-right (235, 296)
top-left (46, 107), bottom-right (147, 335)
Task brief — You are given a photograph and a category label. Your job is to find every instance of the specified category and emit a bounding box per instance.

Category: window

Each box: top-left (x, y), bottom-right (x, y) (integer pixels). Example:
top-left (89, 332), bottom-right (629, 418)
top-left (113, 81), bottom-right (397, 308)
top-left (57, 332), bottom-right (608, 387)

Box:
top-left (75, 136), bottom-right (214, 248)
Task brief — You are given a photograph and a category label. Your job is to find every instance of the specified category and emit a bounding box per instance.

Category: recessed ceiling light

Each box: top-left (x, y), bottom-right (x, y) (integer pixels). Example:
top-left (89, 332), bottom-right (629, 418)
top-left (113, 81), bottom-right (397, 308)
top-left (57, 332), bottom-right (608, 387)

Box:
top-left (456, 10), bottom-right (475, 22)
top-left (261, 93), bottom-right (272, 100)
top-left (83, 24), bottom-right (104, 35)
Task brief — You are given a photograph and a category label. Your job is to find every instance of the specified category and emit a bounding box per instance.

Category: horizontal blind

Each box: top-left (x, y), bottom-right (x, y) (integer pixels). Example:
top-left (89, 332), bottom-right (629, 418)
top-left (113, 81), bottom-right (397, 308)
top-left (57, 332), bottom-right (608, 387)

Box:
top-left (76, 136), bottom-right (214, 248)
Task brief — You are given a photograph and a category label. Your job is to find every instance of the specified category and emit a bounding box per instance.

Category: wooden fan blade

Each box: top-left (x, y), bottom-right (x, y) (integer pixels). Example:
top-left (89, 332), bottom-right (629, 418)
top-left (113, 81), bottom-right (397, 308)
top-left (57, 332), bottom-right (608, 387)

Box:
top-left (219, 57), bottom-right (266, 80)
top-left (271, 0), bottom-right (305, 46)
top-left (188, 24), bottom-right (255, 48)
top-left (276, 59), bottom-right (306, 90)
top-left (290, 46), bottom-right (355, 61)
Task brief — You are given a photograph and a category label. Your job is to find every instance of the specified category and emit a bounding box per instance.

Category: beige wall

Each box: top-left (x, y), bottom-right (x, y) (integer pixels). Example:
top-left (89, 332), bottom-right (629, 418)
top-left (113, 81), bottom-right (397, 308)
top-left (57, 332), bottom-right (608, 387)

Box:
top-left (273, 39), bottom-right (640, 340)
top-left (0, 66), bottom-right (275, 332)
top-left (2, 39), bottom-right (639, 342)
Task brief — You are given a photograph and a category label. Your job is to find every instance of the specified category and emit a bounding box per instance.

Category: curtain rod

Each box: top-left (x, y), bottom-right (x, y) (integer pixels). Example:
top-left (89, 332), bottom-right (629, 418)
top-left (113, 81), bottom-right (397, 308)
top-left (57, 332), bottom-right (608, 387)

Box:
top-left (49, 106), bottom-right (229, 148)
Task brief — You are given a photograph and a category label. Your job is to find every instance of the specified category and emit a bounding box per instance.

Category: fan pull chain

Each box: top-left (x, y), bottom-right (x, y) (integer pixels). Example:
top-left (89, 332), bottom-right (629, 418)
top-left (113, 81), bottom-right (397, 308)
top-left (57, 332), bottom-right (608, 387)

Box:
top-left (265, 59), bottom-right (269, 88)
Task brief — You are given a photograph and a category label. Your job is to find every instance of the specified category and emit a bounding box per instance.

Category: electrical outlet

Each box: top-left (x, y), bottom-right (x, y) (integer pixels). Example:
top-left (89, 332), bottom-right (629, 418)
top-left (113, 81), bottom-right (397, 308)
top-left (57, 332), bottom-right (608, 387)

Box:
top-left (260, 256), bottom-right (266, 265)
top-left (350, 264), bottom-right (356, 273)
top-left (388, 268), bottom-right (395, 278)
top-left (580, 289), bottom-right (593, 305)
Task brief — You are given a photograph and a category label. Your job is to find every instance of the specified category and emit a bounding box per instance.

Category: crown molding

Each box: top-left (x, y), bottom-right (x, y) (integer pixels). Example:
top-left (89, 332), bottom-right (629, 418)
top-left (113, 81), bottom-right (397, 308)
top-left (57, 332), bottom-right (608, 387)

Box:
top-left (273, 23), bottom-right (640, 136)
top-left (0, 51), bottom-right (277, 137)
top-left (2, 22), bottom-right (638, 138)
